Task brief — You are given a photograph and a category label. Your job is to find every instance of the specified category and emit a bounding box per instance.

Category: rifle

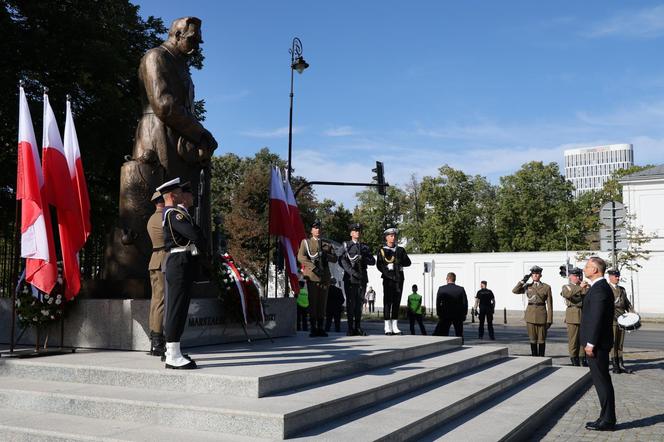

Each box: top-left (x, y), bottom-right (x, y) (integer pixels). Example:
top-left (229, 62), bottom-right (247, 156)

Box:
top-left (195, 168), bottom-right (204, 227)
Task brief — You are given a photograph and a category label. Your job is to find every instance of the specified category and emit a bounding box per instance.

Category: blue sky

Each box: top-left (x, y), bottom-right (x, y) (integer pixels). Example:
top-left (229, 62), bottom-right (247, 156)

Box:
top-left (136, 1), bottom-right (664, 208)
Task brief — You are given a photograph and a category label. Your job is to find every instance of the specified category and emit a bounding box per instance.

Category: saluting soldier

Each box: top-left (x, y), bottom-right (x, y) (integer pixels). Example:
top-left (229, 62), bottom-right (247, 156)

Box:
top-left (339, 222), bottom-right (376, 336)
top-left (297, 219), bottom-right (338, 338)
top-left (376, 227), bottom-right (411, 335)
top-left (561, 267), bottom-right (588, 366)
top-left (147, 191), bottom-right (167, 357)
top-left (512, 265), bottom-right (553, 356)
top-left (608, 269), bottom-right (633, 374)
top-left (160, 177), bottom-right (204, 370)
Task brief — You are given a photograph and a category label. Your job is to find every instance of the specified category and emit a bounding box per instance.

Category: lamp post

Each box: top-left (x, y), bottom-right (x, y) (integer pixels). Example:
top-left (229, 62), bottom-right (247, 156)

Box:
top-left (287, 37), bottom-right (309, 183)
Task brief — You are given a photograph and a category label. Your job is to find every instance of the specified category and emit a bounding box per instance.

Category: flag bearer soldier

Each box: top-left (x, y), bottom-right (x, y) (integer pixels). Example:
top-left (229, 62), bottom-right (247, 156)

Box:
top-left (339, 223), bottom-right (376, 336)
top-left (297, 219), bottom-right (338, 337)
top-left (608, 269), bottom-right (633, 374)
top-left (512, 265), bottom-right (553, 356)
top-left (376, 227), bottom-right (412, 335)
top-left (147, 191), bottom-right (167, 357)
top-left (160, 177), bottom-right (203, 369)
top-left (561, 267), bottom-right (588, 366)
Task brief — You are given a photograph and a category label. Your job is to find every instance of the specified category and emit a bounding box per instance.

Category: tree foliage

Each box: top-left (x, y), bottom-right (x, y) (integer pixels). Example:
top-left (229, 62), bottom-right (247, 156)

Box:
top-left (353, 186), bottom-right (406, 252)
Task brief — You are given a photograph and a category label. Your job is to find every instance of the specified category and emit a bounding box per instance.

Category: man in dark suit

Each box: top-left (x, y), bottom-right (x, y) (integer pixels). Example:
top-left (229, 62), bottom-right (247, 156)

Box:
top-left (581, 257), bottom-right (616, 432)
top-left (433, 272), bottom-right (468, 343)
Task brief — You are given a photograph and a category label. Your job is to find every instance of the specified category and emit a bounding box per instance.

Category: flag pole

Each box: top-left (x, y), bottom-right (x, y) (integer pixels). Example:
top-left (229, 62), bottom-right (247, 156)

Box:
top-left (264, 190), bottom-right (271, 299)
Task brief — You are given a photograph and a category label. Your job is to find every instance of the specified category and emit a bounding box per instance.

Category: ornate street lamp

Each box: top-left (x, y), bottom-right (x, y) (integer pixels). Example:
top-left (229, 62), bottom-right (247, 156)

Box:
top-left (287, 37), bottom-right (309, 182)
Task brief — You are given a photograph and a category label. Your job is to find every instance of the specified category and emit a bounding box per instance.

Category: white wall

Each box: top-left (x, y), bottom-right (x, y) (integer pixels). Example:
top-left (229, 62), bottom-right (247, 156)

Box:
top-left (365, 250), bottom-right (664, 316)
top-left (622, 178), bottom-right (664, 252)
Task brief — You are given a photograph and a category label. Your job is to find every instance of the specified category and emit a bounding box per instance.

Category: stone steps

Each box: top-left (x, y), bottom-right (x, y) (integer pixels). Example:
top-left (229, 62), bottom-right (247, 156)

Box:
top-left (0, 335), bottom-right (591, 440)
top-left (0, 335), bottom-right (460, 397)
top-left (290, 356), bottom-right (552, 441)
top-left (0, 346), bottom-right (505, 439)
top-left (427, 365), bottom-right (591, 441)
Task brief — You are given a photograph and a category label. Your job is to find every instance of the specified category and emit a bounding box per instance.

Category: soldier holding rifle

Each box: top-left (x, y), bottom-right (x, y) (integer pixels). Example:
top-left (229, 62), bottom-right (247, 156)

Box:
top-left (376, 227), bottom-right (411, 335)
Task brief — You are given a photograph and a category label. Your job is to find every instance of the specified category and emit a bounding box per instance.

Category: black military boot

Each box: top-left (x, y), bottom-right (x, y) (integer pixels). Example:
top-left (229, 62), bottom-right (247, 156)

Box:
top-left (612, 357), bottom-right (622, 373)
top-left (571, 357), bottom-right (580, 366)
top-left (538, 343), bottom-right (546, 357)
top-left (318, 319), bottom-right (328, 337)
top-left (530, 343), bottom-right (538, 356)
top-left (346, 318), bottom-right (355, 336)
top-left (618, 357), bottom-right (632, 374)
top-left (153, 333), bottom-right (166, 357)
top-left (309, 320), bottom-right (319, 337)
top-left (581, 357), bottom-right (588, 367)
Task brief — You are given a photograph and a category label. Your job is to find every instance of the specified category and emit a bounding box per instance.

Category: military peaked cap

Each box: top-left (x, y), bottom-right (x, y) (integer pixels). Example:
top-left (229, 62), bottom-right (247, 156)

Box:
top-left (530, 265), bottom-right (543, 274)
top-left (607, 269), bottom-right (621, 277)
top-left (383, 227), bottom-right (398, 236)
top-left (569, 267), bottom-right (583, 277)
top-left (156, 177), bottom-right (181, 194)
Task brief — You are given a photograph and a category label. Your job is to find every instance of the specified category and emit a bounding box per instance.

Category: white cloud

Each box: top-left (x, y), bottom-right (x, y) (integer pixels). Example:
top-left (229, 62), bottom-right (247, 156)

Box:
top-left (323, 126), bottom-right (356, 137)
top-left (240, 126), bottom-right (301, 138)
top-left (586, 5), bottom-right (664, 39)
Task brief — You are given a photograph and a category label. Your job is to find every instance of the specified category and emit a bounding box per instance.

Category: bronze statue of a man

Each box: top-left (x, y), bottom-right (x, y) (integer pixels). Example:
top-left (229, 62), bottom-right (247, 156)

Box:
top-left (104, 17), bottom-right (218, 292)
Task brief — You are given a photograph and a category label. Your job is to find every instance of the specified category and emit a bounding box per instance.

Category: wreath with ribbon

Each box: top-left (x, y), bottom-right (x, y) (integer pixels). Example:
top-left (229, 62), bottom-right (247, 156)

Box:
top-left (214, 252), bottom-right (265, 325)
top-left (15, 270), bottom-right (67, 327)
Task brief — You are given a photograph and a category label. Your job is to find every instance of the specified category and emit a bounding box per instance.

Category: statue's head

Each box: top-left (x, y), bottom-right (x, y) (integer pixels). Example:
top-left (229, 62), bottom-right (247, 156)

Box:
top-left (167, 17), bottom-right (202, 56)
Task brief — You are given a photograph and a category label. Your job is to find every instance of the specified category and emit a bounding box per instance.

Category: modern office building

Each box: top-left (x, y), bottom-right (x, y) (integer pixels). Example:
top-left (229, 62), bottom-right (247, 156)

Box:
top-left (564, 144), bottom-right (633, 197)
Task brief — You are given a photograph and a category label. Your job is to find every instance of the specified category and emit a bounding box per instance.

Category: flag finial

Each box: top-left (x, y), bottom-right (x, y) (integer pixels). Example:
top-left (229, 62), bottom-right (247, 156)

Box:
top-left (19, 80), bottom-right (25, 88)
top-left (43, 86), bottom-right (49, 94)
top-left (66, 94), bottom-right (71, 101)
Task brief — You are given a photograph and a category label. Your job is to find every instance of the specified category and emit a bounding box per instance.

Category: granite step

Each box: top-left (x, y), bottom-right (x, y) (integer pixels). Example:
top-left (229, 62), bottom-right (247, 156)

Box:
top-left (0, 346), bottom-right (505, 439)
top-left (426, 365), bottom-right (591, 441)
top-left (0, 407), bottom-right (264, 441)
top-left (291, 356), bottom-right (552, 441)
top-left (0, 335), bottom-right (460, 398)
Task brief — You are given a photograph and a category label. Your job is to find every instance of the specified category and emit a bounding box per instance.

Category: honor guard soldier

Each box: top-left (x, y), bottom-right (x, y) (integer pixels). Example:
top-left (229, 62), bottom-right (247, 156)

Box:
top-left (147, 191), bottom-right (167, 357)
top-left (339, 223), bottom-right (376, 336)
top-left (376, 227), bottom-right (412, 335)
top-left (561, 267), bottom-right (588, 366)
top-left (513, 265), bottom-right (553, 356)
top-left (160, 177), bottom-right (204, 369)
top-left (608, 269), bottom-right (633, 374)
top-left (297, 219), bottom-right (338, 337)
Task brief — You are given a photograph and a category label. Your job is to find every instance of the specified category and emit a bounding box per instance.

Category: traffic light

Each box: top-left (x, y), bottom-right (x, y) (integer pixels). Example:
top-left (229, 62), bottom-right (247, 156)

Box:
top-left (559, 263), bottom-right (573, 277)
top-left (372, 161), bottom-right (386, 196)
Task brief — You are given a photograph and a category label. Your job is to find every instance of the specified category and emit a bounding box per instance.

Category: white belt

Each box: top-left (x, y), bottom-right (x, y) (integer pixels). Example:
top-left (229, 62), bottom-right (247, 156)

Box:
top-left (170, 246), bottom-right (189, 253)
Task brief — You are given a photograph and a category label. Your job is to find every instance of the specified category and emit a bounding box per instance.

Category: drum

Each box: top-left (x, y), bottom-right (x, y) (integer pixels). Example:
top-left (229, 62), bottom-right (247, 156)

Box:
top-left (617, 312), bottom-right (641, 332)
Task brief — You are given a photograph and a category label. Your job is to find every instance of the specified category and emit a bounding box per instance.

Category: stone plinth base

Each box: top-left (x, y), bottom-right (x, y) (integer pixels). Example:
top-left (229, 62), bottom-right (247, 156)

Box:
top-left (0, 297), bottom-right (295, 351)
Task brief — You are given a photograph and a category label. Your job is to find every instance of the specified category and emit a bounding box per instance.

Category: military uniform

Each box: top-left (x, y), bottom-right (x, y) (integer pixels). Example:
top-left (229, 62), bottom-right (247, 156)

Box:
top-left (147, 195), bottom-right (167, 357)
top-left (297, 228), bottom-right (337, 337)
top-left (561, 276), bottom-right (587, 366)
top-left (376, 228), bottom-right (412, 335)
top-left (512, 266), bottom-right (553, 356)
top-left (339, 224), bottom-right (376, 336)
top-left (609, 272), bottom-right (632, 373)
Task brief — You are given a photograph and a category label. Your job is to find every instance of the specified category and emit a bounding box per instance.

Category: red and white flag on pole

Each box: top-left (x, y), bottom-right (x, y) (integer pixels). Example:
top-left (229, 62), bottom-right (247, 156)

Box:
top-left (42, 93), bottom-right (81, 300)
top-left (283, 174), bottom-right (306, 260)
top-left (16, 86), bottom-right (57, 294)
top-left (63, 98), bottom-right (91, 249)
top-left (268, 166), bottom-right (300, 295)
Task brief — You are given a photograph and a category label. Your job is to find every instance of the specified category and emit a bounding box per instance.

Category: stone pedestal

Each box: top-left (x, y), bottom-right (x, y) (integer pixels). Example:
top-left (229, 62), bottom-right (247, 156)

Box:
top-left (0, 297), bottom-right (295, 351)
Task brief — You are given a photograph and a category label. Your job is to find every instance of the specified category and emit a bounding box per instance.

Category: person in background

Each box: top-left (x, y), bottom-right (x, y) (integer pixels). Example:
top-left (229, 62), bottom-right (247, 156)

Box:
top-left (433, 272), bottom-right (468, 343)
top-left (474, 280), bottom-right (495, 340)
top-left (325, 278), bottom-right (345, 333)
top-left (296, 279), bottom-right (309, 332)
top-left (407, 284), bottom-right (427, 335)
top-left (366, 286), bottom-right (376, 313)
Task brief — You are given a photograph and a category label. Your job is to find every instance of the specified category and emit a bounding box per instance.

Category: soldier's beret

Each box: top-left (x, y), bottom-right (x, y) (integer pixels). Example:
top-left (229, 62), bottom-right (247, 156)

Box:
top-left (311, 219), bottom-right (322, 228)
top-left (349, 222), bottom-right (362, 232)
top-left (156, 177), bottom-right (181, 194)
top-left (569, 267), bottom-right (583, 277)
top-left (150, 191), bottom-right (163, 202)
top-left (530, 265), bottom-right (543, 274)
top-left (607, 269), bottom-right (620, 277)
top-left (383, 227), bottom-right (398, 236)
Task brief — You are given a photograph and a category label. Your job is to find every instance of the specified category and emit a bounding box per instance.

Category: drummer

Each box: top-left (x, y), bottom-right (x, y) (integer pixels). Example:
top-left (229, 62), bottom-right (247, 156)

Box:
top-left (607, 269), bottom-right (633, 374)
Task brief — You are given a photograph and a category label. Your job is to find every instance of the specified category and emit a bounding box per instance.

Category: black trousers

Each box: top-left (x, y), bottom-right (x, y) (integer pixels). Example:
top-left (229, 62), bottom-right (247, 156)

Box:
top-left (296, 305), bottom-right (309, 331)
top-left (408, 312), bottom-right (427, 335)
top-left (325, 311), bottom-right (341, 332)
top-left (434, 318), bottom-right (464, 342)
top-left (383, 279), bottom-right (404, 320)
top-left (478, 308), bottom-right (494, 339)
top-left (368, 300), bottom-right (375, 313)
top-left (164, 253), bottom-right (194, 342)
top-left (345, 281), bottom-right (365, 329)
top-left (588, 347), bottom-right (616, 424)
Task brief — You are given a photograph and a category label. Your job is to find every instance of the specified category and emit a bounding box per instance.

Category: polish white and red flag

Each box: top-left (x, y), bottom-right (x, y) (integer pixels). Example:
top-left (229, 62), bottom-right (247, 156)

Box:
top-left (268, 166), bottom-right (300, 295)
top-left (283, 174), bottom-right (306, 262)
top-left (63, 98), bottom-right (91, 249)
top-left (16, 86), bottom-right (57, 294)
top-left (42, 93), bottom-right (80, 300)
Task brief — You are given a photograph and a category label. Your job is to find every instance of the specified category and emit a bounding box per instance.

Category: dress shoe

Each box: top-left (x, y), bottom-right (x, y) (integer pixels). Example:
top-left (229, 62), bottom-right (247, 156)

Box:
top-left (585, 419), bottom-right (600, 428)
top-left (587, 421), bottom-right (615, 431)
top-left (165, 359), bottom-right (197, 370)
top-left (355, 328), bottom-right (367, 336)
top-left (318, 329), bottom-right (328, 337)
